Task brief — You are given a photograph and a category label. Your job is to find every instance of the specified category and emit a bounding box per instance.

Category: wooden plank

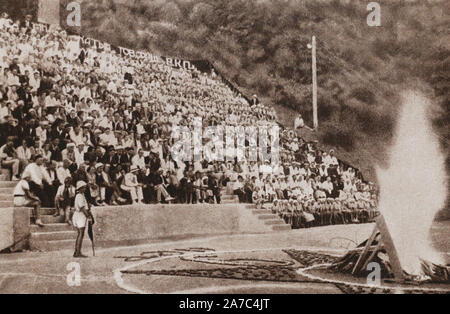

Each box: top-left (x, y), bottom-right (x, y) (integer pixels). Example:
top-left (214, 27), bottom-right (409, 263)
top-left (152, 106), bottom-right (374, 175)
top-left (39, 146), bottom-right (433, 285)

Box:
top-left (361, 241), bottom-right (383, 272)
top-left (376, 215), bottom-right (405, 281)
top-left (352, 224), bottom-right (378, 275)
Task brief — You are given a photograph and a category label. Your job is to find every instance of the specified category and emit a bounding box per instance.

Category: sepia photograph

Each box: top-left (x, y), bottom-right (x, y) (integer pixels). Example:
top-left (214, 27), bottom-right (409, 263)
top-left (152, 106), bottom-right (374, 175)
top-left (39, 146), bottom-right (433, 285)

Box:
top-left (0, 0), bottom-right (448, 300)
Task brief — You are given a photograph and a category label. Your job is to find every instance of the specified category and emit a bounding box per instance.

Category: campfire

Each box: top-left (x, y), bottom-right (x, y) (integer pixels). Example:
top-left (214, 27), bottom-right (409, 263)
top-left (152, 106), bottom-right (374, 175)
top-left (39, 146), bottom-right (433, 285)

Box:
top-left (328, 215), bottom-right (449, 284)
top-left (327, 92), bottom-right (449, 284)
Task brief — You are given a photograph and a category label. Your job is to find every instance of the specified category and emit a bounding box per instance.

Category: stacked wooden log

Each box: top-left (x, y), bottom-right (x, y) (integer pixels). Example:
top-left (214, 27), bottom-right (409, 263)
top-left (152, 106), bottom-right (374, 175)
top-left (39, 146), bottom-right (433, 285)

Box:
top-left (328, 244), bottom-right (394, 278)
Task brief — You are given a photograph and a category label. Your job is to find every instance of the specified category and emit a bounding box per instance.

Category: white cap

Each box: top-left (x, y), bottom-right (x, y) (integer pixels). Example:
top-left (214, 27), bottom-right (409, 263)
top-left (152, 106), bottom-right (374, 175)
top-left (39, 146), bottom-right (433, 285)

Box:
top-left (76, 181), bottom-right (87, 190)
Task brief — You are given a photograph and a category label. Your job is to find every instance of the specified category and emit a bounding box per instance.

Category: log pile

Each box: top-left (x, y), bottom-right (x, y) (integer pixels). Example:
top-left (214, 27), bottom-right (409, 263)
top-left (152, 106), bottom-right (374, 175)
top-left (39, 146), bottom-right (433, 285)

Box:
top-left (421, 260), bottom-right (450, 283)
top-left (328, 237), bottom-right (450, 284)
top-left (328, 242), bottom-right (394, 278)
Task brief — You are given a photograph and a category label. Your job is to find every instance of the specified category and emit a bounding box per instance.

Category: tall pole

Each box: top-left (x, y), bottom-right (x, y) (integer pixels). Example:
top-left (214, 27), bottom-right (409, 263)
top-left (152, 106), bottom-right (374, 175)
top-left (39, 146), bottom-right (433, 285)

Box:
top-left (312, 35), bottom-right (318, 130)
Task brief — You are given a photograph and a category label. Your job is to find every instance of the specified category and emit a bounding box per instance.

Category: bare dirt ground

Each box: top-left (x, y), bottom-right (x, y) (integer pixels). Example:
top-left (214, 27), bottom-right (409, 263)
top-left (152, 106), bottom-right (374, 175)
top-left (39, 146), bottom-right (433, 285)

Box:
top-left (0, 221), bottom-right (448, 294)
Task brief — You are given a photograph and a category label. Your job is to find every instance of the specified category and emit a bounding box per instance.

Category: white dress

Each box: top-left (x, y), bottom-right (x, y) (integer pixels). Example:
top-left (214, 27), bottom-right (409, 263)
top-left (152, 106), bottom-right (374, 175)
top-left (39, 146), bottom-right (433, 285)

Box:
top-left (72, 193), bottom-right (88, 228)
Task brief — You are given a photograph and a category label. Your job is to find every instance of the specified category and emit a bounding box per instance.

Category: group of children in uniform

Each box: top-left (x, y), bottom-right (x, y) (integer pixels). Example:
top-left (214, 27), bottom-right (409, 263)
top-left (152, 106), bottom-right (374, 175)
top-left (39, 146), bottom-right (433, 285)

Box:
top-left (257, 194), bottom-right (379, 229)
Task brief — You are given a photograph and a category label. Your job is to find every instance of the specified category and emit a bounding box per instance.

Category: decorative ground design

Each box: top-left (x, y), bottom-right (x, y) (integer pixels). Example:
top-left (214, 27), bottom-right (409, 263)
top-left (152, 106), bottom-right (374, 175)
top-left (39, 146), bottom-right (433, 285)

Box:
top-left (118, 248), bottom-right (450, 294)
top-left (119, 249), bottom-right (340, 284)
top-left (122, 265), bottom-right (312, 283)
top-left (114, 247), bottom-right (216, 262)
top-left (179, 255), bottom-right (296, 267)
top-left (299, 265), bottom-right (450, 294)
top-left (334, 283), bottom-right (449, 294)
top-left (283, 249), bottom-right (339, 267)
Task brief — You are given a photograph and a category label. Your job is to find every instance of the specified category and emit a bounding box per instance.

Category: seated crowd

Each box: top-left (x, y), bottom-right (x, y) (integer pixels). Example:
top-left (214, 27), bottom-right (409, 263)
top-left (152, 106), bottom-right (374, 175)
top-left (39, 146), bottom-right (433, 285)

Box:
top-left (0, 13), bottom-right (378, 228)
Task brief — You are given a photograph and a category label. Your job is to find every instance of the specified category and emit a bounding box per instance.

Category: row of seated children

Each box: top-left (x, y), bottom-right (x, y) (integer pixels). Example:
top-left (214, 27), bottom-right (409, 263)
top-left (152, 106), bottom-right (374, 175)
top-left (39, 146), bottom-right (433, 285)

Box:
top-left (255, 197), bottom-right (379, 229)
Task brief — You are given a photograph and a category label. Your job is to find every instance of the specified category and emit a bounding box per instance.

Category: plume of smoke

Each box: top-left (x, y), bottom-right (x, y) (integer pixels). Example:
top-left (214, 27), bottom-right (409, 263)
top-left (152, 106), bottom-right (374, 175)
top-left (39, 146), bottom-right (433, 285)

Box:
top-left (377, 91), bottom-right (447, 275)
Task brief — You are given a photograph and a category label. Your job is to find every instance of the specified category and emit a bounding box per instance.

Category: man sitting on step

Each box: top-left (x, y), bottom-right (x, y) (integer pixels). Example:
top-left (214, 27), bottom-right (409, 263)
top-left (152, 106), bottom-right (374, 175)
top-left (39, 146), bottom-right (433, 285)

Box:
top-left (0, 137), bottom-right (21, 181)
top-left (13, 173), bottom-right (43, 227)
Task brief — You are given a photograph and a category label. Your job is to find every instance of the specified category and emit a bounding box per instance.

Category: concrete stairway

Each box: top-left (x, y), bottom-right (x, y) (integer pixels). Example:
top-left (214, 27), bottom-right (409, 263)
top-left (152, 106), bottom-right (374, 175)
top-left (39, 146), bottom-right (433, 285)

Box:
top-left (250, 207), bottom-right (291, 231)
top-left (0, 168), bottom-right (11, 181)
top-left (223, 182), bottom-right (291, 231)
top-left (220, 187), bottom-right (240, 204)
top-left (0, 175), bottom-right (78, 252)
top-left (0, 182), bottom-right (15, 207)
top-left (0, 178), bottom-right (15, 210)
top-left (29, 207), bottom-right (81, 252)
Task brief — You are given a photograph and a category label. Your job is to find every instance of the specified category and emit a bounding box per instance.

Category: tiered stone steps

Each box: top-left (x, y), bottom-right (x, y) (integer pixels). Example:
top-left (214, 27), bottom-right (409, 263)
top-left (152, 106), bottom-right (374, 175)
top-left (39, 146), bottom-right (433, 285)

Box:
top-left (0, 179), bottom-right (23, 252)
top-left (251, 208), bottom-right (291, 231)
top-left (0, 177), bottom-right (78, 252)
top-left (224, 182), bottom-right (291, 232)
top-left (30, 238), bottom-right (91, 252)
top-left (218, 184), bottom-right (240, 204)
top-left (0, 168), bottom-right (11, 181)
top-left (220, 193), bottom-right (240, 204)
top-left (29, 207), bottom-right (79, 252)
top-left (0, 181), bottom-right (15, 209)
top-left (0, 181), bottom-right (16, 189)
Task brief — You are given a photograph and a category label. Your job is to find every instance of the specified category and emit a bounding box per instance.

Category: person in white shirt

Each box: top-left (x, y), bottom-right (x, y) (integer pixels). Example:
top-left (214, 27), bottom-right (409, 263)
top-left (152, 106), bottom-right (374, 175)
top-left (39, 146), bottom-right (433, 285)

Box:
top-left (35, 121), bottom-right (49, 148)
top-left (44, 90), bottom-right (59, 108)
top-left (69, 125), bottom-right (84, 146)
top-left (321, 176), bottom-right (334, 196)
top-left (6, 70), bottom-right (20, 87)
top-left (294, 114), bottom-right (304, 129)
top-left (79, 85), bottom-right (92, 100)
top-left (298, 175), bottom-right (308, 192)
top-left (72, 181), bottom-right (94, 258)
top-left (16, 139), bottom-right (32, 165)
top-left (22, 155), bottom-right (47, 188)
top-left (290, 138), bottom-right (299, 152)
top-left (131, 149), bottom-right (146, 170)
top-left (57, 159), bottom-right (72, 184)
top-left (0, 101), bottom-right (10, 121)
top-left (120, 166), bottom-right (144, 204)
top-left (259, 160), bottom-right (273, 177)
top-left (122, 133), bottom-right (134, 149)
top-left (319, 164), bottom-right (328, 178)
top-left (74, 143), bottom-right (86, 167)
top-left (13, 173), bottom-right (43, 227)
top-left (326, 149), bottom-right (339, 166)
top-left (28, 71), bottom-right (40, 92)
top-left (342, 167), bottom-right (355, 182)
top-left (135, 118), bottom-right (147, 136)
top-left (6, 84), bottom-right (19, 103)
top-left (107, 78), bottom-right (118, 94)
top-left (87, 99), bottom-right (101, 113)
top-left (233, 175), bottom-right (246, 203)
top-left (98, 127), bottom-right (117, 147)
top-left (61, 143), bottom-right (76, 166)
top-left (98, 115), bottom-right (113, 130)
